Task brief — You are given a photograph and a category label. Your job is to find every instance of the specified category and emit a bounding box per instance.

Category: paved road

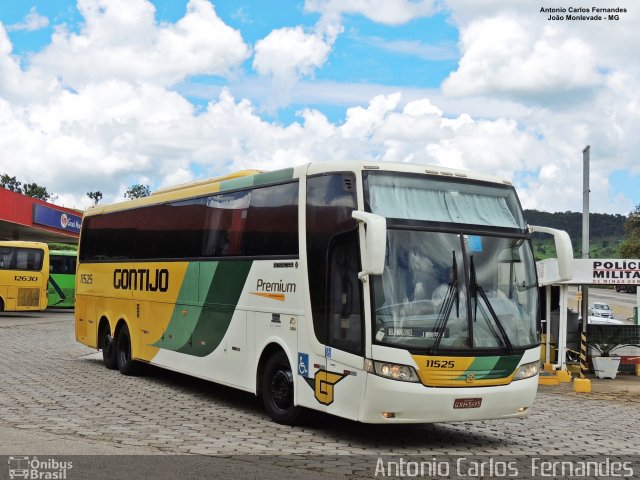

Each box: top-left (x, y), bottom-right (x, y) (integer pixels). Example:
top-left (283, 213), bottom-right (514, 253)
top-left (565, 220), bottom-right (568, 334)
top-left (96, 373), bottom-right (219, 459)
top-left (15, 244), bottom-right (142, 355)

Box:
top-left (1, 311), bottom-right (639, 479)
top-left (567, 286), bottom-right (638, 323)
top-left (570, 286), bottom-right (639, 310)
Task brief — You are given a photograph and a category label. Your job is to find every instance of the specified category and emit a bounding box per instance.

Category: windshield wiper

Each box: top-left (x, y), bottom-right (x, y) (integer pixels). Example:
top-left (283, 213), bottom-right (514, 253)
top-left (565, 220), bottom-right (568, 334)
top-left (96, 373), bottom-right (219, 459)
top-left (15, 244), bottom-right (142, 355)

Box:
top-left (431, 251), bottom-right (459, 353)
top-left (470, 256), bottom-right (514, 353)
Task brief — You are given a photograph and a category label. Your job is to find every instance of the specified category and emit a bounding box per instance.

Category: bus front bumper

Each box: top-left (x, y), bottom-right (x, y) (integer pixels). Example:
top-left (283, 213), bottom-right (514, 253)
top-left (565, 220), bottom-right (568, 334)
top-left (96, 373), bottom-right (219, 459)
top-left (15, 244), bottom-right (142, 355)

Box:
top-left (359, 373), bottom-right (538, 424)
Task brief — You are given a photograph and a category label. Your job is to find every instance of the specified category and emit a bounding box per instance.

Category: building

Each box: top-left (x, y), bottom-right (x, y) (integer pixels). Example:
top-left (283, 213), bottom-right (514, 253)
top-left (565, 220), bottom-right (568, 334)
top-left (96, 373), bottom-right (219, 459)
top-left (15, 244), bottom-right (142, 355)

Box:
top-left (0, 188), bottom-right (81, 243)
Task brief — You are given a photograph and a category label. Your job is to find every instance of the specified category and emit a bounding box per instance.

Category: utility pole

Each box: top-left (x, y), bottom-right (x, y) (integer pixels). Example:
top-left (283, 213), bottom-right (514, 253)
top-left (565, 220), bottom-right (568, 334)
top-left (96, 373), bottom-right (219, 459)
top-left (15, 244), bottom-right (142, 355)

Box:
top-left (576, 145), bottom-right (592, 392)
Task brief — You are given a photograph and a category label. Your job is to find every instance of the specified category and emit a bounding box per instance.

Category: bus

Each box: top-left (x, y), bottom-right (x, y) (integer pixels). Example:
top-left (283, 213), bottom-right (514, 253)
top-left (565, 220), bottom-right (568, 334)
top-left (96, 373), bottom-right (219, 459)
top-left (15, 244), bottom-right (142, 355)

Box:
top-left (75, 162), bottom-right (571, 424)
top-left (0, 241), bottom-right (49, 312)
top-left (48, 250), bottom-right (77, 308)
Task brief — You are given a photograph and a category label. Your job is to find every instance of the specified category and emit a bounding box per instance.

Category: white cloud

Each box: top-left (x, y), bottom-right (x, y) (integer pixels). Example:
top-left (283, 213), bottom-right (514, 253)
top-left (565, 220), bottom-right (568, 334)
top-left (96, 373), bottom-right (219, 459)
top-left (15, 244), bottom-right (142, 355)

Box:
top-left (0, 67), bottom-right (633, 214)
top-left (253, 27), bottom-right (332, 80)
top-left (1, 0), bottom-right (638, 216)
top-left (250, 0), bottom-right (439, 111)
top-left (252, 25), bottom-right (336, 111)
top-left (6, 7), bottom-right (49, 32)
top-left (305, 0), bottom-right (437, 26)
top-left (30, 0), bottom-right (250, 87)
top-left (434, 0), bottom-right (640, 213)
top-left (0, 79), bottom-right (198, 208)
top-left (443, 16), bottom-right (603, 99)
top-left (0, 25), bottom-right (60, 103)
top-left (359, 36), bottom-right (458, 61)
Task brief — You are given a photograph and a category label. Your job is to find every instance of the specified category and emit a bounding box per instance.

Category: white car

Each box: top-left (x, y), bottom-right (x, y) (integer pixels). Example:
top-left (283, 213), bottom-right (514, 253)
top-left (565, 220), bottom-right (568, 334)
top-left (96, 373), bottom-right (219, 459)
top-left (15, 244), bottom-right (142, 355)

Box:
top-left (587, 315), bottom-right (625, 325)
top-left (589, 302), bottom-right (614, 319)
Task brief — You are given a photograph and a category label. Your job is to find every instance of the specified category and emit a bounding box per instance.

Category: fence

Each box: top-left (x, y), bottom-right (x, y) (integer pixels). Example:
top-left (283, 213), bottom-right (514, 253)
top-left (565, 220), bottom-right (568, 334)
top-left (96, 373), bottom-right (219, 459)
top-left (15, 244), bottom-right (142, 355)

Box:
top-left (587, 324), bottom-right (640, 374)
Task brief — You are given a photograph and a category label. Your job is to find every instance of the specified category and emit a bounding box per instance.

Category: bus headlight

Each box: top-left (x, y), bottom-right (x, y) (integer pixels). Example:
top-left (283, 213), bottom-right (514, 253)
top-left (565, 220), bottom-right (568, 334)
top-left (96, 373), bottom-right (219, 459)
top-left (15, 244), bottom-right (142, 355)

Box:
top-left (364, 359), bottom-right (420, 382)
top-left (513, 361), bottom-right (540, 381)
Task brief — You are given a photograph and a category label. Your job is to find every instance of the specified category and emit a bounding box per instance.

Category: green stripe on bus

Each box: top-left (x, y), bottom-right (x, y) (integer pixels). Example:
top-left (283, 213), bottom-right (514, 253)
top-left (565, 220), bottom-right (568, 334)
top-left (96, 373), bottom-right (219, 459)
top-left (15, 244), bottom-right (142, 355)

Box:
top-left (219, 168), bottom-right (294, 192)
top-left (487, 354), bottom-right (522, 378)
top-left (455, 354), bottom-right (523, 380)
top-left (453, 356), bottom-right (498, 380)
top-left (176, 260), bottom-right (253, 357)
top-left (152, 262), bottom-right (208, 351)
top-left (219, 176), bottom-right (255, 192)
top-left (252, 168), bottom-right (294, 186)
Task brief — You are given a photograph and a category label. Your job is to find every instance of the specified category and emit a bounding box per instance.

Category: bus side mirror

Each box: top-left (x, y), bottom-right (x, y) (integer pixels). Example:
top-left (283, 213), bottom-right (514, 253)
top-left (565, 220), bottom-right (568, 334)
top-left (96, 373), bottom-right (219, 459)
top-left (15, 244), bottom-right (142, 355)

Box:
top-left (528, 225), bottom-right (573, 282)
top-left (352, 211), bottom-right (386, 279)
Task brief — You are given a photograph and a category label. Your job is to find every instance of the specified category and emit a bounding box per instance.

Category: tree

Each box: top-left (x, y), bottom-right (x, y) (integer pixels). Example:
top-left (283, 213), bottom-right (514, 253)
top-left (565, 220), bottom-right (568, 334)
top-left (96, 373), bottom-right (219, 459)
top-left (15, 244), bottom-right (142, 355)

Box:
top-left (22, 182), bottom-right (51, 201)
top-left (124, 184), bottom-right (151, 199)
top-left (620, 204), bottom-right (640, 258)
top-left (1, 174), bottom-right (22, 193)
top-left (87, 191), bottom-right (103, 205)
top-left (2, 175), bottom-right (51, 201)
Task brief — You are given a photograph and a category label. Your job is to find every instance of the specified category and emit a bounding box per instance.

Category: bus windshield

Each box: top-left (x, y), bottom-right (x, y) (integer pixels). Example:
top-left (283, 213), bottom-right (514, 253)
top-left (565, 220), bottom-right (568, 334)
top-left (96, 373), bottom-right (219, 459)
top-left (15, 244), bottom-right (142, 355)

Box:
top-left (365, 171), bottom-right (525, 229)
top-left (365, 172), bottom-right (538, 353)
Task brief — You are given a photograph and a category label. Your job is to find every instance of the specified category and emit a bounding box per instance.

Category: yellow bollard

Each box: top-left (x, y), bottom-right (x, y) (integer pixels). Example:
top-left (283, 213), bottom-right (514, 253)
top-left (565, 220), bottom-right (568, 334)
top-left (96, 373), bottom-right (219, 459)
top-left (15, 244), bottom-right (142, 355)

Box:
top-left (574, 378), bottom-right (591, 393)
top-left (556, 369), bottom-right (572, 383)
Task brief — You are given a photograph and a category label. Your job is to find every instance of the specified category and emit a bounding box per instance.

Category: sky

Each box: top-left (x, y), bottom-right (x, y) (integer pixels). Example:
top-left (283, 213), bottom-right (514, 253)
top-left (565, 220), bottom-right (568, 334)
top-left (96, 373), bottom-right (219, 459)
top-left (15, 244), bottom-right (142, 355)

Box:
top-left (0, 0), bottom-right (638, 214)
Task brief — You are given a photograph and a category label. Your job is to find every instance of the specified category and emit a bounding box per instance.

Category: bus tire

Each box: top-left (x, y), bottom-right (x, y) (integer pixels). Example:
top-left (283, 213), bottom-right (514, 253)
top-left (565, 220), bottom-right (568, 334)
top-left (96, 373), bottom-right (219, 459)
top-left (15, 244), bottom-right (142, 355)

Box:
top-left (99, 325), bottom-right (117, 370)
top-left (261, 351), bottom-right (304, 425)
top-left (116, 325), bottom-right (138, 376)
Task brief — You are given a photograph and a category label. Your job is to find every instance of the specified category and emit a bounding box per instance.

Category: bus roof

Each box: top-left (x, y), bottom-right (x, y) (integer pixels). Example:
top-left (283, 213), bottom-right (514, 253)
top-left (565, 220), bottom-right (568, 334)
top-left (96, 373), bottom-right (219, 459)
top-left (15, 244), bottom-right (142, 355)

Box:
top-left (83, 161), bottom-right (513, 217)
top-left (0, 240), bottom-right (49, 250)
top-left (151, 169), bottom-right (264, 196)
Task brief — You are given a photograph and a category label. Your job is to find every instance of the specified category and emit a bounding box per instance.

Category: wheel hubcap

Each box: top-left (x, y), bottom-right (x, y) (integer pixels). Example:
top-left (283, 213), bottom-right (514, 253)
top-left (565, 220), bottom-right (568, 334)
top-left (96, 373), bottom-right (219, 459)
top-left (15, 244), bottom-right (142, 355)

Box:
top-left (271, 369), bottom-right (293, 411)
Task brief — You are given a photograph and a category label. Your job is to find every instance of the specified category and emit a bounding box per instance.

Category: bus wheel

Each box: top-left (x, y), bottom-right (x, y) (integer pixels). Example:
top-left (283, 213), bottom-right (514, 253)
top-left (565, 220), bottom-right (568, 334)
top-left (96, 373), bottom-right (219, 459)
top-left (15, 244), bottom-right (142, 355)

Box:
top-left (116, 325), bottom-right (138, 376)
top-left (100, 327), bottom-right (117, 370)
top-left (261, 351), bottom-right (303, 425)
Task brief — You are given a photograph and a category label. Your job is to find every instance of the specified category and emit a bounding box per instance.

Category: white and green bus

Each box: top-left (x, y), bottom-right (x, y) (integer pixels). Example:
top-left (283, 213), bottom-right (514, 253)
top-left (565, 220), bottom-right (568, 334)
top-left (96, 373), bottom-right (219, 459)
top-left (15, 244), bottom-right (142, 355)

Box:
top-left (75, 162), bottom-right (569, 424)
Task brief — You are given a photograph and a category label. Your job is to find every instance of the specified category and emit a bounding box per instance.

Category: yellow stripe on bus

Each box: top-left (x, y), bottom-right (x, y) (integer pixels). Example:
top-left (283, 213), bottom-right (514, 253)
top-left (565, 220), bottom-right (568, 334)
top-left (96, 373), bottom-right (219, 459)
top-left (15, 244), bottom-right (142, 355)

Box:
top-left (250, 292), bottom-right (285, 301)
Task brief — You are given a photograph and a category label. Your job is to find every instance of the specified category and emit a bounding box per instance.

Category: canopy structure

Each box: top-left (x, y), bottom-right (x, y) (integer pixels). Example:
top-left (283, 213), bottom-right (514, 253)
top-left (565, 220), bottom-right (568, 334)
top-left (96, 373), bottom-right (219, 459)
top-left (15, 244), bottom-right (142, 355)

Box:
top-left (0, 188), bottom-right (81, 243)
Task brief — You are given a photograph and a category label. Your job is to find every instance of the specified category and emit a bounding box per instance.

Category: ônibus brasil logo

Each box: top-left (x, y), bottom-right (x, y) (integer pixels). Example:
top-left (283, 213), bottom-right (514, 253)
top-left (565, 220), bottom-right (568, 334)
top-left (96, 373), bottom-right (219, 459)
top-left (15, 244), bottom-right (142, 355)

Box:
top-left (8, 456), bottom-right (73, 479)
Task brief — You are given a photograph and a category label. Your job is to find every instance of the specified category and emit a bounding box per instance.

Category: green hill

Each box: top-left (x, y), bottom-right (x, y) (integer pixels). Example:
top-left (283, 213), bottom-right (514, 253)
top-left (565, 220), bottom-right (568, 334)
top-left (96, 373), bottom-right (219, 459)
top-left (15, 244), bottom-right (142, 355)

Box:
top-left (523, 210), bottom-right (626, 260)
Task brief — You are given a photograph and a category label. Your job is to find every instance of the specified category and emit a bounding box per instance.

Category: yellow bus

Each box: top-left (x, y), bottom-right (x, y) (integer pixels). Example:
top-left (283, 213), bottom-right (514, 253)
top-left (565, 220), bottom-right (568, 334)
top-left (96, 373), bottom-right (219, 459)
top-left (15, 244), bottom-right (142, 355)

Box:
top-left (75, 162), bottom-right (571, 424)
top-left (0, 241), bottom-right (49, 312)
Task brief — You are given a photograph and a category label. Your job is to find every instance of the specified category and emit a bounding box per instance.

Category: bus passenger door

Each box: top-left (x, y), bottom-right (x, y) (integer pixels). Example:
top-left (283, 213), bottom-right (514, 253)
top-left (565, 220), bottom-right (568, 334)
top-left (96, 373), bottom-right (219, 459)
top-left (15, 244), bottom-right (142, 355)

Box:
top-left (322, 231), bottom-right (366, 420)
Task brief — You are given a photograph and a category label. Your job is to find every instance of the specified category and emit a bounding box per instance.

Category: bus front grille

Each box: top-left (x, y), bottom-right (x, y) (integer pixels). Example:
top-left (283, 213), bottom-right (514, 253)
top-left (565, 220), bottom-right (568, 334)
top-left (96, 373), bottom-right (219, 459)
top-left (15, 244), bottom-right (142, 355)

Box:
top-left (18, 288), bottom-right (40, 307)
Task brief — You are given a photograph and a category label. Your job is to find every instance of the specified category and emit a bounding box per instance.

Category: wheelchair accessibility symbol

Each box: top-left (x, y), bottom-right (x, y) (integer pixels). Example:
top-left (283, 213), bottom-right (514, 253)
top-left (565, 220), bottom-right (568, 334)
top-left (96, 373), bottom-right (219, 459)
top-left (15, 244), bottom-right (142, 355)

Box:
top-left (298, 353), bottom-right (309, 377)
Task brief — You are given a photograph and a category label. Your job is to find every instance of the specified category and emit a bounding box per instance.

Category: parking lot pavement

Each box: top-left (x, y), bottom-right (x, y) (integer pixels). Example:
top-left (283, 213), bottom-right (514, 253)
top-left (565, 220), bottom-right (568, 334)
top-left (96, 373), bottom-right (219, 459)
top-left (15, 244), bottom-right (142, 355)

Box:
top-left (1, 311), bottom-right (639, 477)
top-left (540, 374), bottom-right (640, 403)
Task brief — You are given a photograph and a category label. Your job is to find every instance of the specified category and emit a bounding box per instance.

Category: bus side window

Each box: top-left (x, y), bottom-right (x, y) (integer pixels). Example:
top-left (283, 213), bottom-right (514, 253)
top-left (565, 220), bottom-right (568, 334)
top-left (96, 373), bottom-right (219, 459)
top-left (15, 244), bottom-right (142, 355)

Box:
top-left (306, 172), bottom-right (360, 349)
top-left (328, 230), bottom-right (363, 355)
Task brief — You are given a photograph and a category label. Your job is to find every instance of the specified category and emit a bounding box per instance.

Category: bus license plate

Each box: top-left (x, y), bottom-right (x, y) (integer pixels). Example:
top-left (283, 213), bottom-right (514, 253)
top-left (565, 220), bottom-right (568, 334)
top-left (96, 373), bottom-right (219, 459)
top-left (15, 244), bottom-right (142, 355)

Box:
top-left (453, 398), bottom-right (482, 409)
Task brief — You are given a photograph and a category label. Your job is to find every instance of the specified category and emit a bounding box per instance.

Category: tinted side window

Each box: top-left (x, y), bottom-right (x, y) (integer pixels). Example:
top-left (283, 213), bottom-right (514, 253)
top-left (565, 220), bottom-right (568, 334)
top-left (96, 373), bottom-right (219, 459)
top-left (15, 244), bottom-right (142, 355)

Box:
top-left (202, 190), bottom-right (250, 257)
top-left (0, 248), bottom-right (43, 271)
top-left (243, 182), bottom-right (299, 256)
top-left (306, 173), bottom-right (358, 345)
top-left (134, 200), bottom-right (208, 259)
top-left (50, 255), bottom-right (77, 274)
top-left (328, 230), bottom-right (363, 355)
top-left (0, 248), bottom-right (12, 269)
top-left (80, 181), bottom-right (299, 262)
top-left (80, 214), bottom-right (136, 261)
